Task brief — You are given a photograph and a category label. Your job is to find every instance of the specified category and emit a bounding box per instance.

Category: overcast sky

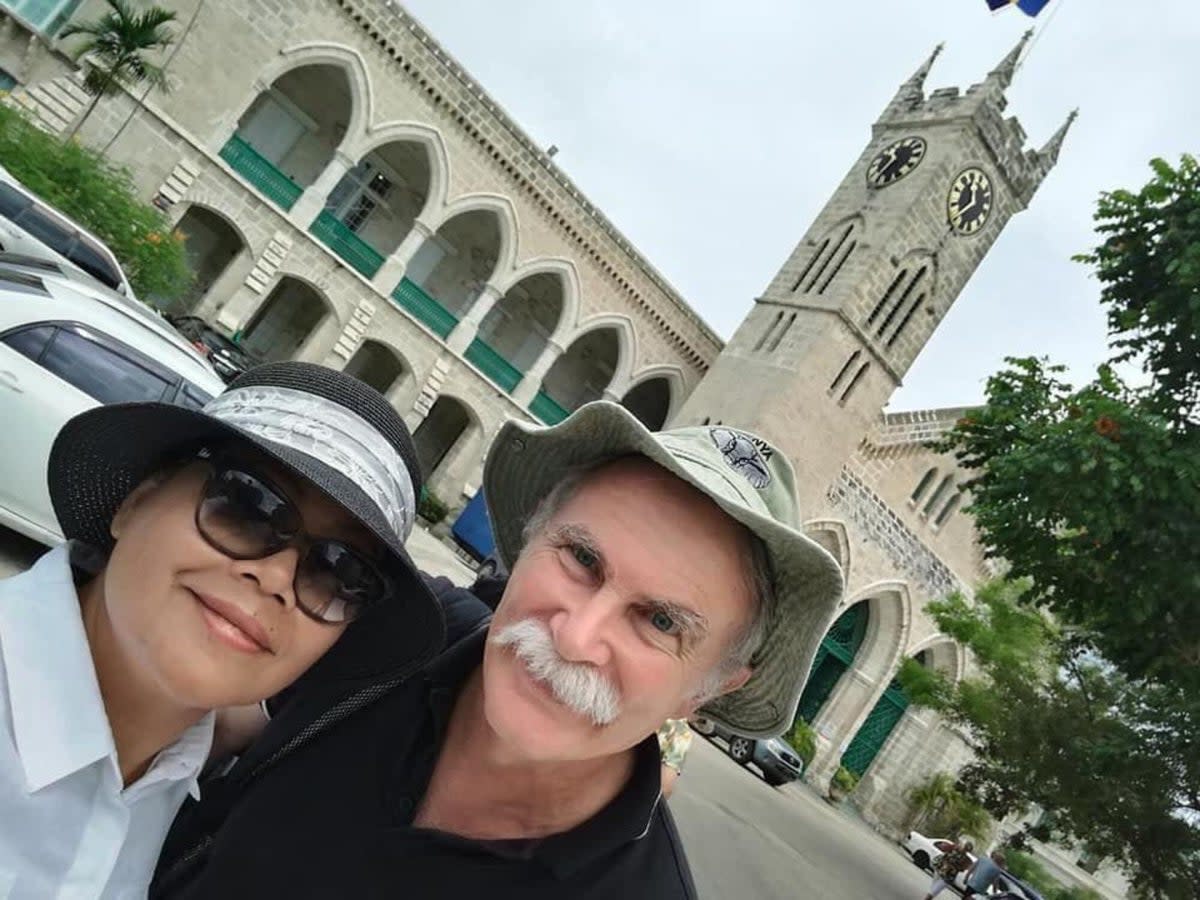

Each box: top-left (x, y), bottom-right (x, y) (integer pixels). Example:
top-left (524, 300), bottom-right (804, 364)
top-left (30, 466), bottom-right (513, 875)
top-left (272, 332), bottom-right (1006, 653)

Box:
top-left (402, 0), bottom-right (1199, 411)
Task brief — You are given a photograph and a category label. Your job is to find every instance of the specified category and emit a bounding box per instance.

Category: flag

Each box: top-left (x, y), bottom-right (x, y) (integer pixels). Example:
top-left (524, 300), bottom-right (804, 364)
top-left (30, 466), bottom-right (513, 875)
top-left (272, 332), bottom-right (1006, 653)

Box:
top-left (1016, 0), bottom-right (1051, 14)
top-left (985, 0), bottom-right (1052, 15)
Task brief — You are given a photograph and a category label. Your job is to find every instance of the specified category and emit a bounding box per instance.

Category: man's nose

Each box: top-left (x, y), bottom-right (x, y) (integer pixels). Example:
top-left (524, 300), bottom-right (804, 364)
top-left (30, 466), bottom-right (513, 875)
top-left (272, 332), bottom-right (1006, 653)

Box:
top-left (549, 586), bottom-right (619, 668)
top-left (231, 547), bottom-right (301, 608)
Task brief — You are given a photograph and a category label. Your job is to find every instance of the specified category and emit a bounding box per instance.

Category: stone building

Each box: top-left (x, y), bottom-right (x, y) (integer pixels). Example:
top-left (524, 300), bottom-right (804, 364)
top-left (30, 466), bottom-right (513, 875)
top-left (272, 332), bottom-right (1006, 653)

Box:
top-left (0, 1), bottom-right (1128, 895)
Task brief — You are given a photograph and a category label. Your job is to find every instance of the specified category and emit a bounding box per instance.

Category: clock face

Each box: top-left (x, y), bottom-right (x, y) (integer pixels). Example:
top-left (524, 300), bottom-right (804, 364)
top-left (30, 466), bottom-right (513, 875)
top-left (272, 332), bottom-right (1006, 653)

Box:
top-left (947, 168), bottom-right (994, 235)
top-left (867, 137), bottom-right (927, 187)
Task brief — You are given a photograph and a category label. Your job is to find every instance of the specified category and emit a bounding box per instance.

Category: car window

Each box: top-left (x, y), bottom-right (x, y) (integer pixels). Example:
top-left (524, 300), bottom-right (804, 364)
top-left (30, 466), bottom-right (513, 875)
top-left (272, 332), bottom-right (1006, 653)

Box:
top-left (12, 204), bottom-right (75, 255)
top-left (177, 383), bottom-right (213, 410)
top-left (40, 327), bottom-right (172, 404)
top-left (0, 182), bottom-right (31, 220)
top-left (1, 324), bottom-right (55, 361)
top-left (66, 237), bottom-right (122, 290)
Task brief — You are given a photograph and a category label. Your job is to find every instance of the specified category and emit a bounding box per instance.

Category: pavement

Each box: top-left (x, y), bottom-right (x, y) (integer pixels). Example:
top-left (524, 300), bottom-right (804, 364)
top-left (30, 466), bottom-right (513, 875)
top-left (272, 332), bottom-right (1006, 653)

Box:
top-left (672, 737), bottom-right (931, 900)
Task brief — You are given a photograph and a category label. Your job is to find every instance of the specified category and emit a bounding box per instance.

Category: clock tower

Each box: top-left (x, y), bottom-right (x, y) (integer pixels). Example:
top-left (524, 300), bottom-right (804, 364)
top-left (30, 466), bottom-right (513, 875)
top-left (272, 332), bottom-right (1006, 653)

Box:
top-left (672, 34), bottom-right (1075, 511)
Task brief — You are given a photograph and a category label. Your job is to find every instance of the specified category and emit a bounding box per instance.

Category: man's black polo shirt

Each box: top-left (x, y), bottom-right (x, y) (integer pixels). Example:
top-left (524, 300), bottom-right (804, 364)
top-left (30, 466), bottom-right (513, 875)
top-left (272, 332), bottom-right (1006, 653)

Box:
top-left (156, 628), bottom-right (698, 899)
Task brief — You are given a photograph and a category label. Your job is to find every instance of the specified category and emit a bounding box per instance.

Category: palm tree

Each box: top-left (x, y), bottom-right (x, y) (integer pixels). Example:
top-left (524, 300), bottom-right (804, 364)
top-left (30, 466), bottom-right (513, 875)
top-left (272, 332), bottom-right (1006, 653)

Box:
top-left (59, 0), bottom-right (177, 142)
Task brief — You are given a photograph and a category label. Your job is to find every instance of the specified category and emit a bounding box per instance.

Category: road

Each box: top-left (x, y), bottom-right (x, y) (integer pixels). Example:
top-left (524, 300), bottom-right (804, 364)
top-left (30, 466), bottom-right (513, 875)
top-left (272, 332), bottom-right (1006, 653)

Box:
top-left (672, 737), bottom-right (931, 900)
top-left (1, 524), bottom-right (928, 899)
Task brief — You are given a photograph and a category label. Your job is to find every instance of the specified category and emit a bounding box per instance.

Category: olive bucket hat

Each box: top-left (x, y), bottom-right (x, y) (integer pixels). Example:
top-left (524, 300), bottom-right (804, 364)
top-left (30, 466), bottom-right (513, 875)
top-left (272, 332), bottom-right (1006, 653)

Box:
top-left (483, 401), bottom-right (845, 739)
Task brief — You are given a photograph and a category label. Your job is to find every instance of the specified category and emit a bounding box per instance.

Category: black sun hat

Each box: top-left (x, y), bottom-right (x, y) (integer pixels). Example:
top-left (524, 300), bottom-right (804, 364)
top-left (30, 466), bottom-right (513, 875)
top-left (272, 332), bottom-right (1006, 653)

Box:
top-left (48, 360), bottom-right (445, 681)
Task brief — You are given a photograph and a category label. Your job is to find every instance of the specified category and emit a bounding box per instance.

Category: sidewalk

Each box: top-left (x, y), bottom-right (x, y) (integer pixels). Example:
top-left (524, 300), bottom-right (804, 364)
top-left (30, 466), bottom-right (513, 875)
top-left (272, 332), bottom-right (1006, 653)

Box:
top-left (407, 525), bottom-right (477, 586)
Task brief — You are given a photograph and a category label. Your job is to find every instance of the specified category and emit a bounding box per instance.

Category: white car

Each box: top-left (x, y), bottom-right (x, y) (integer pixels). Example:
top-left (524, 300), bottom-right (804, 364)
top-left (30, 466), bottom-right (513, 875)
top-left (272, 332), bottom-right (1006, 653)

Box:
top-left (0, 164), bottom-right (136, 298)
top-left (0, 260), bottom-right (225, 545)
top-left (902, 830), bottom-right (977, 893)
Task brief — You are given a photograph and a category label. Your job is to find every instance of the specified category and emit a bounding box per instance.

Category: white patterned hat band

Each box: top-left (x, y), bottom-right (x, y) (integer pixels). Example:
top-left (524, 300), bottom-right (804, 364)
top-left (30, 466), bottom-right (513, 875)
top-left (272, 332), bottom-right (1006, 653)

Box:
top-left (203, 385), bottom-right (416, 541)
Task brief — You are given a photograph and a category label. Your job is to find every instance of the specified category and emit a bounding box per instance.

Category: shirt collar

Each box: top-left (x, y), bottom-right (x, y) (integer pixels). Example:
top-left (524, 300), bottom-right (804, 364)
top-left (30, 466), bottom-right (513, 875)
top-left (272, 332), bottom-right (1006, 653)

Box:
top-left (0, 544), bottom-right (115, 792)
top-left (0, 545), bottom-right (216, 797)
top-left (422, 626), bottom-right (667, 877)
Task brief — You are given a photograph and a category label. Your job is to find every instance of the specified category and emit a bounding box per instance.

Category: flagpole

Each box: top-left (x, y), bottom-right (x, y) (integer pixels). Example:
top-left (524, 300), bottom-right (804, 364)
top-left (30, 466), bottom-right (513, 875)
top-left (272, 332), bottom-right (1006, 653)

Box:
top-left (1018, 0), bottom-right (1067, 72)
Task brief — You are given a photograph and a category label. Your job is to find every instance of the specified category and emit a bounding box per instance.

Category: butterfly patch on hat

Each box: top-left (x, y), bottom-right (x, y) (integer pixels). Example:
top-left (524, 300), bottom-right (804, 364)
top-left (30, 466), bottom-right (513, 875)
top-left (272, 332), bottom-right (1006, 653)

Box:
top-left (709, 426), bottom-right (773, 489)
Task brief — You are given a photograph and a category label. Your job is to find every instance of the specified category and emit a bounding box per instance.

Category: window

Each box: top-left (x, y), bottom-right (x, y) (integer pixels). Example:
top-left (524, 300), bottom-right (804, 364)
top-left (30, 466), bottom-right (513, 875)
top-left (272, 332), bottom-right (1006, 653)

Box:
top-left (0, 0), bottom-right (84, 36)
top-left (177, 383), bottom-right (214, 410)
top-left (12, 205), bottom-right (74, 255)
top-left (1, 324), bottom-right (54, 360)
top-left (933, 491), bottom-right (961, 527)
top-left (767, 312), bottom-right (795, 352)
top-left (829, 350), bottom-right (861, 393)
top-left (922, 475), bottom-right (955, 517)
top-left (66, 238), bottom-right (121, 291)
top-left (754, 310), bottom-right (782, 352)
top-left (0, 182), bottom-right (32, 220)
top-left (910, 468), bottom-right (938, 504)
top-left (793, 222), bottom-right (858, 295)
top-left (40, 327), bottom-right (172, 404)
top-left (838, 362), bottom-right (870, 406)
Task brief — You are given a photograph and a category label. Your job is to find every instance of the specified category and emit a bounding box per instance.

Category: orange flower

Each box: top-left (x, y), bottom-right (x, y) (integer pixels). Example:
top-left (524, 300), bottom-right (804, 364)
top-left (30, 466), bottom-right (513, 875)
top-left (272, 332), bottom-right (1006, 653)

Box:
top-left (146, 232), bottom-right (162, 245)
top-left (1095, 416), bottom-right (1121, 440)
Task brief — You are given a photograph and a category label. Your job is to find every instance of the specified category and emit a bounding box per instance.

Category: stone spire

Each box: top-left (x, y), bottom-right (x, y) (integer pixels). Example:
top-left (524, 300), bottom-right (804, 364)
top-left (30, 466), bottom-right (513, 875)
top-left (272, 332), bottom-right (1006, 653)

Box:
top-left (988, 28), bottom-right (1033, 92)
top-left (1037, 108), bottom-right (1079, 173)
top-left (886, 43), bottom-right (945, 115)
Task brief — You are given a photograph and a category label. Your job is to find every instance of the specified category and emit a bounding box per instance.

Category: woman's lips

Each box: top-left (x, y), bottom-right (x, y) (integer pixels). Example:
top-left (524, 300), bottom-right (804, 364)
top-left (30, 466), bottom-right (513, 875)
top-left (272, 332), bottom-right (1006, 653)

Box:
top-left (192, 590), bottom-right (274, 654)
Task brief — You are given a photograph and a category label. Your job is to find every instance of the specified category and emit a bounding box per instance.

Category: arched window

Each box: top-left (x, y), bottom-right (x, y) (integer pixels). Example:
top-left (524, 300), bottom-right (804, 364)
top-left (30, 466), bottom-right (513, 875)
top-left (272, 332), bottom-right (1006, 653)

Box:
top-left (838, 362), bottom-right (870, 406)
top-left (910, 467), bottom-right (938, 504)
top-left (792, 221), bottom-right (859, 295)
top-left (829, 350), bottom-right (861, 393)
top-left (933, 491), bottom-right (962, 527)
top-left (922, 475), bottom-right (955, 517)
top-left (754, 309), bottom-right (783, 351)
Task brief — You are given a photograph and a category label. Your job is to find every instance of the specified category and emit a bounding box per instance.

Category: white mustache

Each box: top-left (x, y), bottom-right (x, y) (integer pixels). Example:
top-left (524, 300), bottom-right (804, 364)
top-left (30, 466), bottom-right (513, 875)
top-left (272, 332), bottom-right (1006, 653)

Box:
top-left (491, 618), bottom-right (622, 726)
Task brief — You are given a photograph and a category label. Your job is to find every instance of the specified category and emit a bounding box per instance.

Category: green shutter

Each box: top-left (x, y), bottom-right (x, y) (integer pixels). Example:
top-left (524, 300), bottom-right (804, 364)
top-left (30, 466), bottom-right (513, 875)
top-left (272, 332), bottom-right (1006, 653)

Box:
top-left (840, 679), bottom-right (910, 777)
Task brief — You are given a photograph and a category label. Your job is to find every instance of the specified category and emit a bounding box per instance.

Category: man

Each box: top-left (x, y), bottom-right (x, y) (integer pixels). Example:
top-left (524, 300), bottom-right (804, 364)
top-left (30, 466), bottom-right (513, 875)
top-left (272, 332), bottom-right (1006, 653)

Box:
top-left (923, 839), bottom-right (974, 899)
top-left (154, 401), bottom-right (844, 898)
top-left (0, 361), bottom-right (443, 898)
top-left (964, 849), bottom-right (1008, 897)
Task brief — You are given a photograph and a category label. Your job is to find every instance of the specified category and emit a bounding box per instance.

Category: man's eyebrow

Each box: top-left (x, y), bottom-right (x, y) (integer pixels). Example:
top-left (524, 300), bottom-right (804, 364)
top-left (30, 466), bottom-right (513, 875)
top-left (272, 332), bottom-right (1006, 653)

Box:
top-left (647, 598), bottom-right (710, 647)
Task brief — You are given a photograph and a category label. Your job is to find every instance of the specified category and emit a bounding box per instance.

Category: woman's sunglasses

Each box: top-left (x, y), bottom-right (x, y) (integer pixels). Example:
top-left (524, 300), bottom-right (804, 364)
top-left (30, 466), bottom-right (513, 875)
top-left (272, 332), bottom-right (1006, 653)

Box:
top-left (195, 461), bottom-right (393, 624)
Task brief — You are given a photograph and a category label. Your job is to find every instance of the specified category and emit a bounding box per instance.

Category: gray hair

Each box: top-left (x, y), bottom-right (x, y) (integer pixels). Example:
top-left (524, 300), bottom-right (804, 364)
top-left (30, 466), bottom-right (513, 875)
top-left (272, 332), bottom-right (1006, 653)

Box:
top-left (519, 460), bottom-right (775, 702)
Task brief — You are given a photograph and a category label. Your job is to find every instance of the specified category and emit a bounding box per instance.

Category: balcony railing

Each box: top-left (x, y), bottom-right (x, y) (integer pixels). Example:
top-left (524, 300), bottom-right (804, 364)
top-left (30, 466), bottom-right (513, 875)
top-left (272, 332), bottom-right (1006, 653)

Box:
top-left (310, 211), bottom-right (385, 279)
top-left (530, 390), bottom-right (570, 426)
top-left (391, 277), bottom-right (458, 339)
top-left (465, 338), bottom-right (524, 393)
top-left (219, 134), bottom-right (303, 211)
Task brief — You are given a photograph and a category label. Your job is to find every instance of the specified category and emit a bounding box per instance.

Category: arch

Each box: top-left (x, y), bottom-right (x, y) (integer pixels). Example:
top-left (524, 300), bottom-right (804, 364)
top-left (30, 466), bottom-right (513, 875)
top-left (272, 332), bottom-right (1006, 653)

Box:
top-left (559, 313), bottom-right (637, 397)
top-left (911, 467), bottom-right (939, 504)
top-left (908, 634), bottom-right (966, 684)
top-left (342, 338), bottom-right (409, 396)
top-left (792, 214), bottom-right (863, 295)
top-left (413, 392), bottom-right (482, 485)
top-left (842, 580), bottom-right (914, 689)
top-left (349, 120), bottom-right (451, 219)
top-left (239, 275), bottom-right (335, 363)
top-left (161, 204), bottom-right (250, 316)
top-left (426, 192), bottom-right (519, 277)
top-left (621, 364), bottom-right (685, 428)
top-left (803, 518), bottom-right (852, 579)
top-left (492, 257), bottom-right (582, 341)
top-left (253, 42), bottom-right (374, 145)
top-left (536, 325), bottom-right (624, 418)
top-left (796, 600), bottom-right (870, 724)
top-left (472, 267), bottom-right (572, 391)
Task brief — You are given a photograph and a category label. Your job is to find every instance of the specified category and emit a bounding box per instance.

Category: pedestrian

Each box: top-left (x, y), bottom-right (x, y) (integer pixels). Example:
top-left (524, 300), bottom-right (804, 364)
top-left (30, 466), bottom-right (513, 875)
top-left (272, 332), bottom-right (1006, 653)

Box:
top-left (963, 849), bottom-right (1008, 897)
top-left (0, 361), bottom-right (444, 898)
top-left (657, 718), bottom-right (695, 797)
top-left (152, 402), bottom-right (845, 899)
top-left (923, 839), bottom-right (974, 899)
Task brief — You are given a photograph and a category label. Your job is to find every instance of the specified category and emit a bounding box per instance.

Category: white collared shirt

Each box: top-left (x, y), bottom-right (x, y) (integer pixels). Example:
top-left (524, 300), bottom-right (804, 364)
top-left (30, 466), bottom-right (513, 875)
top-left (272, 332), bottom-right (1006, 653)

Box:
top-left (0, 546), bottom-right (215, 900)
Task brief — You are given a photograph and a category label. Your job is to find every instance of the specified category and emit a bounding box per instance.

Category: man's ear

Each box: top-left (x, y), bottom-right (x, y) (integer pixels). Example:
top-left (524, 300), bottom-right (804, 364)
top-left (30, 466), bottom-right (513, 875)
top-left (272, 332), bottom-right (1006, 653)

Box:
top-left (109, 474), bottom-right (169, 540)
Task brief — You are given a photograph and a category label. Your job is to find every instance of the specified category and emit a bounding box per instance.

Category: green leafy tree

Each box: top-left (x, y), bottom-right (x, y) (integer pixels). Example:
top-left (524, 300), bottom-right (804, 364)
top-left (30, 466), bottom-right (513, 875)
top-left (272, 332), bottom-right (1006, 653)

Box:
top-left (912, 580), bottom-right (1199, 899)
top-left (936, 156), bottom-right (1200, 689)
top-left (59, 0), bottom-right (177, 142)
top-left (0, 104), bottom-right (191, 298)
top-left (906, 771), bottom-right (992, 843)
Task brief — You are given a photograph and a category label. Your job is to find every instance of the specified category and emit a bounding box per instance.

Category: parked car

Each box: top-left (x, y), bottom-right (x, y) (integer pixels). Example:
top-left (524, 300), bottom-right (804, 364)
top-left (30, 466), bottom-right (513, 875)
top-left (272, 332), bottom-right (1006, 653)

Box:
top-left (901, 831), bottom-right (979, 893)
top-left (169, 315), bottom-right (258, 383)
top-left (0, 164), bottom-right (136, 297)
top-left (992, 874), bottom-right (1045, 900)
top-left (693, 715), bottom-right (806, 786)
top-left (0, 263), bottom-right (225, 544)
